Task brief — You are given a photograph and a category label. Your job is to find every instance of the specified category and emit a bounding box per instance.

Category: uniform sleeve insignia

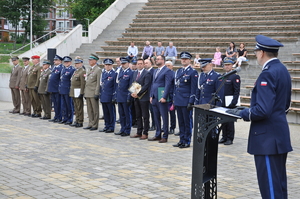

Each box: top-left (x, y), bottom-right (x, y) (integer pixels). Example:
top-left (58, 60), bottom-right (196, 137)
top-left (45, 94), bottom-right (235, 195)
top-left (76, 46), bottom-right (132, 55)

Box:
top-left (261, 81), bottom-right (267, 86)
top-left (236, 79), bottom-right (240, 83)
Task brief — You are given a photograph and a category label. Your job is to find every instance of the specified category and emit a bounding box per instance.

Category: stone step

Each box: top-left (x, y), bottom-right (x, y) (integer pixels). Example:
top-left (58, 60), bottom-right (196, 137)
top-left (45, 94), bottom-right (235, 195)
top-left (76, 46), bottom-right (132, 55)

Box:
top-left (147, 0), bottom-right (290, 4)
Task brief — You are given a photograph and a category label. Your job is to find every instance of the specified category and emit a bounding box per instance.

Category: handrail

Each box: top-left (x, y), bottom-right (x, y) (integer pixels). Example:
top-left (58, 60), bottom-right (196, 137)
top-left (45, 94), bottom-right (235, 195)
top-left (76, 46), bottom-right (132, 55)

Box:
top-left (9, 28), bottom-right (68, 56)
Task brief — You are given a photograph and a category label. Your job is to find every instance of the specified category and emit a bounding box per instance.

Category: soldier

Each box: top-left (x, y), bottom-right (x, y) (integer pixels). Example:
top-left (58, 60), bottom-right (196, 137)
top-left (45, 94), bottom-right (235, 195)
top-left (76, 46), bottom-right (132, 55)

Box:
top-left (19, 57), bottom-right (31, 116)
top-left (27, 55), bottom-right (42, 117)
top-left (173, 52), bottom-right (198, 148)
top-left (9, 56), bottom-right (22, 114)
top-left (37, 60), bottom-right (52, 119)
top-left (59, 56), bottom-right (75, 125)
top-left (99, 58), bottom-right (117, 133)
top-left (47, 55), bottom-right (63, 123)
top-left (69, 58), bottom-right (86, 128)
top-left (114, 57), bottom-right (133, 136)
top-left (83, 54), bottom-right (101, 131)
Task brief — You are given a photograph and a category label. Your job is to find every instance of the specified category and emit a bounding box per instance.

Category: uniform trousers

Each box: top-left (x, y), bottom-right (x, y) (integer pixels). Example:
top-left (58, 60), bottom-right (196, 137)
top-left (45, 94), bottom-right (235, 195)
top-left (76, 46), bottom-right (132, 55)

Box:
top-left (102, 102), bottom-right (115, 131)
top-left (134, 99), bottom-right (150, 135)
top-left (254, 153), bottom-right (288, 199)
top-left (11, 88), bottom-right (21, 112)
top-left (86, 97), bottom-right (99, 128)
top-left (169, 103), bottom-right (176, 130)
top-left (176, 106), bottom-right (193, 145)
top-left (61, 94), bottom-right (73, 123)
top-left (149, 104), bottom-right (155, 127)
top-left (221, 122), bottom-right (235, 141)
top-left (51, 92), bottom-right (61, 120)
top-left (73, 97), bottom-right (84, 124)
top-left (29, 88), bottom-right (42, 114)
top-left (152, 98), bottom-right (169, 139)
top-left (40, 93), bottom-right (51, 118)
top-left (20, 89), bottom-right (31, 114)
top-left (118, 102), bottom-right (132, 135)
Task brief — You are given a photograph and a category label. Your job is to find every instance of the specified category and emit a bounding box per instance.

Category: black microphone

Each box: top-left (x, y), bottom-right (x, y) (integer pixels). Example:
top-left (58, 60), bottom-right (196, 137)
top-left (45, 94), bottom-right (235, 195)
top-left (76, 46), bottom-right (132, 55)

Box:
top-left (218, 67), bottom-right (241, 80)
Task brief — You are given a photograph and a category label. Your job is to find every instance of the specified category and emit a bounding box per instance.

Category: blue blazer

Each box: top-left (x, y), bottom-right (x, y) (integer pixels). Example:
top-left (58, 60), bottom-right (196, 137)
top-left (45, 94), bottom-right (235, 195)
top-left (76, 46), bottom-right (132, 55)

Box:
top-left (221, 73), bottom-right (240, 107)
top-left (116, 68), bottom-right (133, 102)
top-left (100, 69), bottom-right (117, 103)
top-left (240, 59), bottom-right (292, 155)
top-left (59, 66), bottom-right (75, 95)
top-left (47, 64), bottom-right (63, 93)
top-left (173, 65), bottom-right (198, 106)
top-left (131, 69), bottom-right (152, 101)
top-left (150, 66), bottom-right (173, 101)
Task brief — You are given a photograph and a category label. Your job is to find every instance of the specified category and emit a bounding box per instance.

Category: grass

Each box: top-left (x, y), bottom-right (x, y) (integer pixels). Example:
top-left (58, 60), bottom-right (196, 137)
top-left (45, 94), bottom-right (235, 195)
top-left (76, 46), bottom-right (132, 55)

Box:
top-left (0, 42), bottom-right (30, 54)
top-left (0, 63), bottom-right (12, 73)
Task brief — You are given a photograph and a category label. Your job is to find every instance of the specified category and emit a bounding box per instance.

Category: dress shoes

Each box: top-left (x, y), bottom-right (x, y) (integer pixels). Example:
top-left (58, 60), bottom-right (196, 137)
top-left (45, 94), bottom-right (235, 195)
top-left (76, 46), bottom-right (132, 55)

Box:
top-left (120, 132), bottom-right (130, 136)
top-left (64, 121), bottom-right (72, 125)
top-left (179, 144), bottom-right (190, 148)
top-left (100, 116), bottom-right (104, 120)
top-left (105, 129), bottom-right (114, 133)
top-left (224, 140), bottom-right (233, 145)
top-left (132, 124), bottom-right (138, 128)
top-left (174, 132), bottom-right (180, 136)
top-left (139, 135), bottom-right (148, 140)
top-left (19, 112), bottom-right (25, 115)
top-left (218, 138), bottom-right (227, 144)
top-left (114, 131), bottom-right (123, 135)
top-left (90, 127), bottom-right (98, 131)
top-left (69, 122), bottom-right (78, 127)
top-left (53, 119), bottom-right (62, 123)
top-left (75, 123), bottom-right (83, 128)
top-left (32, 114), bottom-right (41, 118)
top-left (169, 129), bottom-right (174, 134)
top-left (130, 134), bottom-right (142, 138)
top-left (31, 113), bottom-right (36, 117)
top-left (159, 138), bottom-right (168, 143)
top-left (59, 121), bottom-right (66, 124)
top-left (40, 117), bottom-right (50, 120)
top-left (99, 128), bottom-right (107, 132)
top-left (9, 110), bottom-right (19, 114)
top-left (83, 126), bottom-right (92, 130)
top-left (24, 113), bottom-right (31, 116)
top-left (149, 126), bottom-right (156, 131)
top-left (48, 119), bottom-right (56, 122)
top-left (148, 137), bottom-right (161, 141)
top-left (173, 142), bottom-right (183, 147)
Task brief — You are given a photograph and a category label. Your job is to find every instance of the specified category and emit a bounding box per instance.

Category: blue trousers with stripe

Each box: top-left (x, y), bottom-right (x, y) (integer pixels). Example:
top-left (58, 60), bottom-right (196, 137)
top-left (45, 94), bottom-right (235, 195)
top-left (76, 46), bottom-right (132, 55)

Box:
top-left (254, 153), bottom-right (288, 199)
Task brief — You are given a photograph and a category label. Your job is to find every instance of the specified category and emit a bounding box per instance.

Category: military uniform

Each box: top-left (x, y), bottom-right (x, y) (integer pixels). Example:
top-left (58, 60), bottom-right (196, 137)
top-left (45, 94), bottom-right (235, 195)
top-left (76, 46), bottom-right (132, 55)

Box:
top-left (9, 57), bottom-right (22, 113)
top-left (37, 63), bottom-right (51, 119)
top-left (19, 61), bottom-right (31, 115)
top-left (70, 63), bottom-right (86, 127)
top-left (27, 58), bottom-right (42, 117)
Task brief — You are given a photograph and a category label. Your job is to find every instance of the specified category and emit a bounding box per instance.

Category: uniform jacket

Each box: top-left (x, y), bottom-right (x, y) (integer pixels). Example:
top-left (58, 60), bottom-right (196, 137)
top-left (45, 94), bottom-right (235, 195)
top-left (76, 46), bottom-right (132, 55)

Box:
top-left (240, 58), bottom-right (292, 155)
top-left (169, 70), bottom-right (175, 102)
top-left (70, 67), bottom-right (86, 97)
top-left (47, 64), bottom-right (63, 93)
top-left (59, 66), bottom-right (75, 95)
top-left (150, 66), bottom-right (173, 101)
top-left (84, 65), bottom-right (101, 98)
top-left (100, 69), bottom-right (117, 103)
top-left (116, 68), bottom-right (133, 102)
top-left (9, 64), bottom-right (22, 88)
top-left (38, 68), bottom-right (51, 94)
top-left (19, 65), bottom-right (30, 90)
top-left (221, 73), bottom-right (240, 107)
top-left (173, 65), bottom-right (198, 106)
top-left (131, 69), bottom-right (152, 101)
top-left (195, 70), bottom-right (221, 105)
top-left (27, 64), bottom-right (42, 89)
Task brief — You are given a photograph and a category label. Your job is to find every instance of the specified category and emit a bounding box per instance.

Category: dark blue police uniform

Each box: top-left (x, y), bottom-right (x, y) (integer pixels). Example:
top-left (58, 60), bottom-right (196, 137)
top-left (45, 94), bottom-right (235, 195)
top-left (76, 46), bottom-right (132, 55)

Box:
top-left (169, 70), bottom-right (176, 133)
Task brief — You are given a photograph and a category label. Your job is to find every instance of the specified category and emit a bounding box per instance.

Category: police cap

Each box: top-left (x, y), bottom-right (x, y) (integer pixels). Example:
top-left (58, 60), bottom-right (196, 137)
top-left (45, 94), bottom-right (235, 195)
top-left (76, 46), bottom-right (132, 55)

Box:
top-left (254, 35), bottom-right (284, 52)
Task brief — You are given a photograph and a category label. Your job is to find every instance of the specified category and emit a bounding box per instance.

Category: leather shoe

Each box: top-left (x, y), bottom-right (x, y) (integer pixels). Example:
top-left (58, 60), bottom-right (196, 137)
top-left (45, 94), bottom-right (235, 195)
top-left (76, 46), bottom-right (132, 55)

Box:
top-left (148, 137), bottom-right (161, 141)
top-left (48, 119), bottom-right (56, 122)
top-left (64, 121), bottom-right (72, 125)
top-left (90, 127), bottom-right (98, 131)
top-left (41, 117), bottom-right (50, 120)
top-left (12, 111), bottom-right (20, 114)
top-left (31, 113), bottom-right (36, 117)
top-left (179, 144), bottom-right (190, 148)
top-left (35, 114), bottom-right (41, 117)
top-left (75, 123), bottom-right (83, 128)
top-left (121, 132), bottom-right (130, 136)
top-left (114, 131), bottom-right (123, 135)
top-left (99, 128), bottom-right (107, 132)
top-left (139, 135), bottom-right (148, 140)
top-left (159, 138), bottom-right (167, 143)
top-left (83, 126), bottom-right (92, 130)
top-left (169, 129), bottom-right (174, 134)
top-left (70, 122), bottom-right (78, 127)
top-left (149, 126), bottom-right (156, 131)
top-left (59, 121), bottom-right (66, 124)
top-left (224, 140), bottom-right (233, 145)
top-left (19, 112), bottom-right (25, 115)
top-left (174, 132), bottom-right (180, 136)
top-left (218, 138), bottom-right (227, 144)
top-left (173, 142), bottom-right (183, 147)
top-left (130, 134), bottom-right (142, 138)
top-left (54, 119), bottom-right (61, 123)
top-left (105, 129), bottom-right (114, 133)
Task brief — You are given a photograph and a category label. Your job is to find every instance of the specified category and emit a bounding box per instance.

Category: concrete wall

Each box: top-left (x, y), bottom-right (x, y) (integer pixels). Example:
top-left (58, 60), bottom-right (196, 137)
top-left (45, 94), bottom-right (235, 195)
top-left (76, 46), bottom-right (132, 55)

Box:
top-left (0, 73), bottom-right (12, 102)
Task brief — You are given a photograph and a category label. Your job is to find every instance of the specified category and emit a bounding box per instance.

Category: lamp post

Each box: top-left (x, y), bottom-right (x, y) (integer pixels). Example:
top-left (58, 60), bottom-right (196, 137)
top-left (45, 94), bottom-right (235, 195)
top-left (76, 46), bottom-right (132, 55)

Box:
top-left (30, 0), bottom-right (32, 49)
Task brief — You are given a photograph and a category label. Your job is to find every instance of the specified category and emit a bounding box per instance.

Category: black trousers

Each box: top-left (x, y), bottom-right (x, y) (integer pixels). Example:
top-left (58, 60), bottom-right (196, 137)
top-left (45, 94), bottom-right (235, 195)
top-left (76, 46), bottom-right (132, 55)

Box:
top-left (221, 121), bottom-right (235, 141)
top-left (134, 99), bottom-right (150, 135)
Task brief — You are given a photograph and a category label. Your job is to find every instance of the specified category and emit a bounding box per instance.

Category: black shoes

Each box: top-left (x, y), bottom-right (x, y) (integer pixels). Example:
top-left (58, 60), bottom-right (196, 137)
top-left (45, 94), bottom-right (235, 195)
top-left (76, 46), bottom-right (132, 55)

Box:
top-left (173, 142), bottom-right (183, 147)
top-left (179, 144), bottom-right (190, 148)
top-left (114, 131), bottom-right (123, 135)
top-left (75, 123), bottom-right (83, 128)
top-left (120, 132), bottom-right (130, 136)
top-left (218, 138), bottom-right (227, 144)
top-left (48, 119), bottom-right (56, 122)
top-left (83, 126), bottom-right (92, 130)
top-left (174, 132), bottom-right (180, 136)
top-left (224, 140), bottom-right (233, 145)
top-left (169, 129), bottom-right (175, 134)
top-left (99, 128), bottom-right (107, 132)
top-left (70, 122), bottom-right (78, 127)
top-left (90, 127), bottom-right (98, 131)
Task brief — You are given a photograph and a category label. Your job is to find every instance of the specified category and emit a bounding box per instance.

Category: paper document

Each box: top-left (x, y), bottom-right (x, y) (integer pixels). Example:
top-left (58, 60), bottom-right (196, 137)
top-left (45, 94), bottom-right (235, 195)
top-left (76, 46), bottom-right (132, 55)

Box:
top-left (225, 95), bottom-right (240, 107)
top-left (209, 107), bottom-right (241, 118)
top-left (74, 88), bottom-right (81, 98)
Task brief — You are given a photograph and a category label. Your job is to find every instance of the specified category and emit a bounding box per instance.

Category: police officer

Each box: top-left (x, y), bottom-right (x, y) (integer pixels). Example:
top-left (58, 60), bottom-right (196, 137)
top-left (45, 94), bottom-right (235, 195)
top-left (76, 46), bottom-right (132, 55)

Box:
top-left (47, 55), bottom-right (63, 123)
top-left (59, 56), bottom-right (75, 125)
top-left (173, 52), bottom-right (198, 148)
top-left (69, 58), bottom-right (86, 128)
top-left (84, 54), bottom-right (101, 131)
top-left (227, 35), bottom-right (292, 199)
top-left (37, 60), bottom-right (52, 119)
top-left (27, 55), bottom-right (42, 117)
top-left (114, 57), bottom-right (133, 136)
top-left (218, 59), bottom-right (240, 145)
top-left (19, 57), bottom-right (31, 116)
top-left (99, 58), bottom-right (117, 133)
top-left (195, 58), bottom-right (221, 105)
top-left (9, 56), bottom-right (22, 114)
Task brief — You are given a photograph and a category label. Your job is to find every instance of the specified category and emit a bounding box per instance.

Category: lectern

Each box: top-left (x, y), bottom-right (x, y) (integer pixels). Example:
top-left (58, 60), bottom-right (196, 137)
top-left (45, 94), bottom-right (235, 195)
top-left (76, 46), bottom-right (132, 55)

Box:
top-left (191, 104), bottom-right (240, 199)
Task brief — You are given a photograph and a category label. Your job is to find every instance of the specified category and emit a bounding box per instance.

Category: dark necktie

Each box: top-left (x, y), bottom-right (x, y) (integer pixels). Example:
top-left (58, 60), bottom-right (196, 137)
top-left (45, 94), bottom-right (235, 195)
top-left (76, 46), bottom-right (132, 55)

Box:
top-left (136, 71), bottom-right (141, 81)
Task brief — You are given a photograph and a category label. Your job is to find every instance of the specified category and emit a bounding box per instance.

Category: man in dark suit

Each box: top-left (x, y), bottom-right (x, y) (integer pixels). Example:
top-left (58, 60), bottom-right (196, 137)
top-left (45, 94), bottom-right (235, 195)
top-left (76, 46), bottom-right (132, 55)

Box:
top-left (130, 59), bottom-right (151, 139)
top-left (173, 52), bottom-right (198, 148)
top-left (219, 59), bottom-right (240, 145)
top-left (227, 35), bottom-right (292, 199)
top-left (148, 55), bottom-right (173, 143)
top-left (114, 57), bottom-right (133, 136)
top-left (165, 61), bottom-right (176, 135)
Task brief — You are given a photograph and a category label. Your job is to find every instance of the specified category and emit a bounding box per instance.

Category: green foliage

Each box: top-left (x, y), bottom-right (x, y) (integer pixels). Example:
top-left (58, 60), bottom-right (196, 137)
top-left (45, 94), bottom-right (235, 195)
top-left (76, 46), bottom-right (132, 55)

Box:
top-left (0, 43), bottom-right (30, 54)
top-left (0, 63), bottom-right (12, 73)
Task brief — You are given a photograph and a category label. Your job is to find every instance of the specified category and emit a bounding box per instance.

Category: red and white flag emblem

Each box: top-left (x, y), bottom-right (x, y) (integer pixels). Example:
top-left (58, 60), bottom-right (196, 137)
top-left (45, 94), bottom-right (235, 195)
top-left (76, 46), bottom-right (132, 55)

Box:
top-left (236, 79), bottom-right (239, 83)
top-left (261, 81), bottom-right (267, 86)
